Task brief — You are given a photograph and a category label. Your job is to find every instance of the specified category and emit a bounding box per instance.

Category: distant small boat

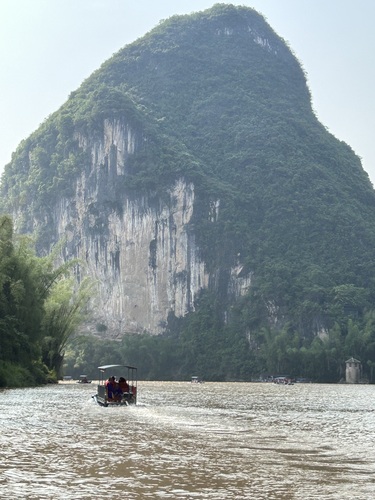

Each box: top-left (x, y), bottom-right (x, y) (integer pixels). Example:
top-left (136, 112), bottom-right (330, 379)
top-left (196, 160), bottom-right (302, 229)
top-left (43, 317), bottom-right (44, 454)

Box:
top-left (191, 376), bottom-right (204, 383)
top-left (92, 364), bottom-right (137, 407)
top-left (77, 375), bottom-right (91, 384)
top-left (273, 376), bottom-right (294, 385)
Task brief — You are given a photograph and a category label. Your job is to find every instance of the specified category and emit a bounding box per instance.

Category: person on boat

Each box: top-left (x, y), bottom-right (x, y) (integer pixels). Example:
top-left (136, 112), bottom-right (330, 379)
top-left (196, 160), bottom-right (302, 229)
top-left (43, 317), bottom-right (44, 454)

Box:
top-left (118, 377), bottom-right (129, 393)
top-left (105, 376), bottom-right (116, 400)
top-left (112, 376), bottom-right (125, 401)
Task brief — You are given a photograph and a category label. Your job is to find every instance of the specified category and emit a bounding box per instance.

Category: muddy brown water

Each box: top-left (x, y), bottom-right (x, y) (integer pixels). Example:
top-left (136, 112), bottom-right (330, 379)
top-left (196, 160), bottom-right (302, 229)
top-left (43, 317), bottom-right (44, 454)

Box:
top-left (1, 381), bottom-right (375, 499)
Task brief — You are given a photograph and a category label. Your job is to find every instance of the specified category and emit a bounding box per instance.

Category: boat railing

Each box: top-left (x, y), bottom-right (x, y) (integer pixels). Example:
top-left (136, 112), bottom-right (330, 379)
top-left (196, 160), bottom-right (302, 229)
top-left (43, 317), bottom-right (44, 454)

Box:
top-left (97, 384), bottom-right (106, 401)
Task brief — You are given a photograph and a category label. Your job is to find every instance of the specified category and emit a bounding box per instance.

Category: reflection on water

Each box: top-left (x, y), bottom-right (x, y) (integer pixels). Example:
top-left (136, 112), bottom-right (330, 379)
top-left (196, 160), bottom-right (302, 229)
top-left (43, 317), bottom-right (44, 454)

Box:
top-left (1, 382), bottom-right (375, 499)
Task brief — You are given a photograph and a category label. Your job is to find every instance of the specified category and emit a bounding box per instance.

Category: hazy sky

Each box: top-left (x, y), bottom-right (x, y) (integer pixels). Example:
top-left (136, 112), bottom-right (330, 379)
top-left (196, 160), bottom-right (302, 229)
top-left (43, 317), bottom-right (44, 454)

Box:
top-left (1, 0), bottom-right (374, 184)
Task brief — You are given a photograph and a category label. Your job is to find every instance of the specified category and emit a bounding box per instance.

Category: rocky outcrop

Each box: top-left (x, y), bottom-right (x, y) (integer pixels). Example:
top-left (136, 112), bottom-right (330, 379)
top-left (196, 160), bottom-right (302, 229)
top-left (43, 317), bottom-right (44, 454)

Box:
top-left (50, 119), bottom-right (250, 336)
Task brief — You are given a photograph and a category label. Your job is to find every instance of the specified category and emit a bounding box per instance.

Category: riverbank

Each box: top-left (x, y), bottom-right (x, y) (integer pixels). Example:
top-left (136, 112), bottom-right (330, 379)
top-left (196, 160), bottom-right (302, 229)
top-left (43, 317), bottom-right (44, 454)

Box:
top-left (0, 360), bottom-right (57, 388)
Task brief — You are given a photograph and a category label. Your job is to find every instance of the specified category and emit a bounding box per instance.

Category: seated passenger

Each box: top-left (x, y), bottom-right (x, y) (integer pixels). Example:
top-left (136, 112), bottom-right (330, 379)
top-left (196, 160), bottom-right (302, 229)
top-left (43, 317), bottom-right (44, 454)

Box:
top-left (118, 377), bottom-right (129, 393)
top-left (105, 376), bottom-right (116, 400)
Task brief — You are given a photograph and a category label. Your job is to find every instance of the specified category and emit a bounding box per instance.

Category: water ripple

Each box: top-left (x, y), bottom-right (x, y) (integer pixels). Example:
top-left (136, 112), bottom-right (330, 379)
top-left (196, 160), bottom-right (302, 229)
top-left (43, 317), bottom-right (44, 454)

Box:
top-left (1, 382), bottom-right (375, 499)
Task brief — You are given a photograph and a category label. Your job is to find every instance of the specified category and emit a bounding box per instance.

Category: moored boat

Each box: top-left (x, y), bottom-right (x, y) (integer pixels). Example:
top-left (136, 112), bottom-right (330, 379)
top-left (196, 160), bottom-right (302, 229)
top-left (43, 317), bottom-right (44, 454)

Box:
top-left (92, 364), bottom-right (137, 407)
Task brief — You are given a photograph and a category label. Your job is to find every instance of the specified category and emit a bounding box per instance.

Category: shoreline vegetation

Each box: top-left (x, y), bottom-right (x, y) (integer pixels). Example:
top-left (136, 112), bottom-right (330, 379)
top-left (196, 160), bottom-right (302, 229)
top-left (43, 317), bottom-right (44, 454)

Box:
top-left (0, 361), bottom-right (57, 389)
top-left (0, 215), bottom-right (90, 389)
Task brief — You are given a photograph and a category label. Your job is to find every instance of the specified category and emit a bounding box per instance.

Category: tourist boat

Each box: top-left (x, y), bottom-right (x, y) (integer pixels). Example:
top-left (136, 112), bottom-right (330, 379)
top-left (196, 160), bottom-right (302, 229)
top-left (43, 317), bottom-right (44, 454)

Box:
top-left (273, 376), bottom-right (294, 385)
top-left (92, 364), bottom-right (137, 407)
top-left (77, 374), bottom-right (91, 384)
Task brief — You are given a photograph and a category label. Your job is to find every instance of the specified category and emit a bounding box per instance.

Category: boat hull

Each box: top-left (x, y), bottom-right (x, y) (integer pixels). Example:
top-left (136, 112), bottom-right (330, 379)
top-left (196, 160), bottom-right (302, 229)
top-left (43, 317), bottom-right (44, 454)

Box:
top-left (92, 394), bottom-right (130, 407)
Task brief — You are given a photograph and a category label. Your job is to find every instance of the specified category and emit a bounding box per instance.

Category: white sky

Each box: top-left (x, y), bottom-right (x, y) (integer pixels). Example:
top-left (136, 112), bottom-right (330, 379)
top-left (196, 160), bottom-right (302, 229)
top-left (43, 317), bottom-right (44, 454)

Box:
top-left (1, 0), bottom-right (374, 184)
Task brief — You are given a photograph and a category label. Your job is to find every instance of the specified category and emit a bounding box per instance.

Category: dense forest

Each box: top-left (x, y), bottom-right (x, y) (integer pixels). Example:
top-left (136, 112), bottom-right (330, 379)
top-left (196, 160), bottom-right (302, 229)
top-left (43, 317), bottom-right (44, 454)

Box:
top-left (2, 4), bottom-right (375, 384)
top-left (65, 300), bottom-right (375, 383)
top-left (0, 216), bottom-right (90, 387)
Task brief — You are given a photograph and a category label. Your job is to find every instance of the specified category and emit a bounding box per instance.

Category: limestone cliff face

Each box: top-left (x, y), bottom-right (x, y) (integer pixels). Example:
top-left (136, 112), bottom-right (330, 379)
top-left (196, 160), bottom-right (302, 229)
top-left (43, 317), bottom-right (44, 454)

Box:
top-left (50, 119), bottom-right (250, 335)
top-left (4, 4), bottom-right (373, 346)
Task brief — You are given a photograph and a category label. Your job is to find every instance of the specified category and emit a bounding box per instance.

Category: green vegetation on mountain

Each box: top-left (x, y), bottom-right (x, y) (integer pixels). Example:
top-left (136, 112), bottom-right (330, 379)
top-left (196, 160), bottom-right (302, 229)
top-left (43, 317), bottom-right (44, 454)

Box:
top-left (2, 4), bottom-right (375, 382)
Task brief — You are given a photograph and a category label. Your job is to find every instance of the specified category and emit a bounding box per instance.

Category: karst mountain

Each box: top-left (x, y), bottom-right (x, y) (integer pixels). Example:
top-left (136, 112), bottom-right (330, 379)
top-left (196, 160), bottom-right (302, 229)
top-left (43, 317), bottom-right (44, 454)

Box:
top-left (2, 4), bottom-right (375, 381)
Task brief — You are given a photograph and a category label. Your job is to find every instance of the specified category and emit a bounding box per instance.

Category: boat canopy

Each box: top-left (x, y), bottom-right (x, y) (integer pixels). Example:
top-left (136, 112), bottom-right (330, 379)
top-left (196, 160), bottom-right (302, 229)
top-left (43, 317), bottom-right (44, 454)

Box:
top-left (98, 364), bottom-right (137, 371)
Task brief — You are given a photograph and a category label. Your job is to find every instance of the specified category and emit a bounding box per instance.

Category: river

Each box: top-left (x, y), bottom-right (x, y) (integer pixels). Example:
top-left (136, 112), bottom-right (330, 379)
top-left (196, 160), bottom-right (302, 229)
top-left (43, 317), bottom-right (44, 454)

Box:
top-left (0, 381), bottom-right (374, 499)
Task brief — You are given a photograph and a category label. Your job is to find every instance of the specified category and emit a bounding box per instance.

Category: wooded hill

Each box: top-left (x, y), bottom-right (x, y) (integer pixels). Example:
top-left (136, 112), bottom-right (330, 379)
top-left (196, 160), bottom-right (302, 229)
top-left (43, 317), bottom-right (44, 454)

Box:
top-left (2, 4), bottom-right (375, 382)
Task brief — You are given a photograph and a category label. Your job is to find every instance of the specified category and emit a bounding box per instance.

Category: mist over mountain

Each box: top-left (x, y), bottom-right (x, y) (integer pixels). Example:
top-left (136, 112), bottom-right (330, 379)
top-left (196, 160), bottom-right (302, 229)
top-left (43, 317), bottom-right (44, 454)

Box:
top-left (2, 4), bottom-right (375, 381)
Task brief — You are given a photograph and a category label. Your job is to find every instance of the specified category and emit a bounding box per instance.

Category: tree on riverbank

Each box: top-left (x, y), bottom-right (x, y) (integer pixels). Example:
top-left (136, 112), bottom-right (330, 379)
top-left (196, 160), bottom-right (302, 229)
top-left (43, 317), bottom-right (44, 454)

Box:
top-left (0, 215), bottom-right (91, 387)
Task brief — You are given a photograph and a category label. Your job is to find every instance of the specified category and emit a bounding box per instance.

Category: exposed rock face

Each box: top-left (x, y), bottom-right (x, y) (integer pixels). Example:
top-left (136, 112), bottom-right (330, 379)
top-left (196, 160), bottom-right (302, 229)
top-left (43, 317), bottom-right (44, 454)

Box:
top-left (6, 3), bottom-right (367, 344)
top-left (51, 119), bottom-right (249, 335)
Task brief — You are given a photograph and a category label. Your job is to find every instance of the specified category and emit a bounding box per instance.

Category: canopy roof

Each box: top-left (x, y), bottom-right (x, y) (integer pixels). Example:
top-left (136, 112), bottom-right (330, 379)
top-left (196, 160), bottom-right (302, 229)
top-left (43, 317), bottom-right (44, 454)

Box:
top-left (98, 364), bottom-right (137, 371)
